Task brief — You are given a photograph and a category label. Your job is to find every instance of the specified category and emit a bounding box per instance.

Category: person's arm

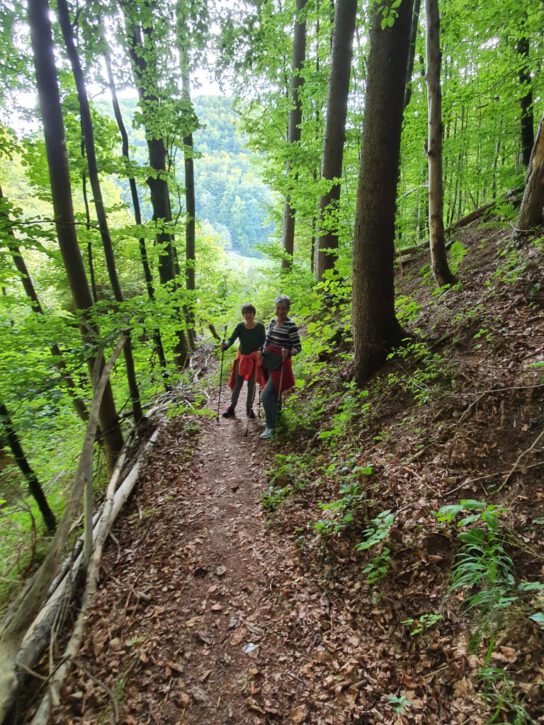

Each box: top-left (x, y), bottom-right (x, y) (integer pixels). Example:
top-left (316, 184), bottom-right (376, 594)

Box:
top-left (221, 323), bottom-right (241, 350)
top-left (263, 319), bottom-right (274, 349)
top-left (288, 322), bottom-right (302, 355)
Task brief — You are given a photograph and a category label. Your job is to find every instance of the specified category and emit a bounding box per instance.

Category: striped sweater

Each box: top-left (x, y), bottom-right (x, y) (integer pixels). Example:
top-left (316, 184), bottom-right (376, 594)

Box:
top-left (264, 317), bottom-right (301, 355)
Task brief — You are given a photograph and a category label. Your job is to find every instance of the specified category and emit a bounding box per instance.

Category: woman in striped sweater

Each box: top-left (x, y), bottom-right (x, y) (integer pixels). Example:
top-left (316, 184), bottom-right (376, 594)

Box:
top-left (260, 295), bottom-right (301, 439)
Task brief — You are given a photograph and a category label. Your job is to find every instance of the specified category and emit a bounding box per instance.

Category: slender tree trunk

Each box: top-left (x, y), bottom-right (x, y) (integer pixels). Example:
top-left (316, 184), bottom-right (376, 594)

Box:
top-left (58, 0), bottom-right (143, 426)
top-left (122, 2), bottom-right (188, 367)
top-left (81, 165), bottom-right (98, 303)
top-left (28, 0), bottom-right (123, 473)
top-left (315, 0), bottom-right (357, 281)
top-left (0, 402), bottom-right (56, 532)
top-left (103, 52), bottom-right (169, 376)
top-left (281, 0), bottom-right (307, 271)
top-left (177, 25), bottom-right (197, 350)
top-left (352, 0), bottom-right (414, 386)
top-left (425, 0), bottom-right (455, 286)
top-left (403, 0), bottom-right (421, 110)
top-left (516, 113), bottom-right (544, 232)
top-left (517, 34), bottom-right (534, 168)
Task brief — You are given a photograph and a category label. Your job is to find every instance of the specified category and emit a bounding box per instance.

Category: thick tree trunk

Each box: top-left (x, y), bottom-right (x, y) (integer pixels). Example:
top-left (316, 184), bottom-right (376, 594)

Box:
top-left (122, 4), bottom-right (188, 367)
top-left (315, 0), bottom-right (357, 281)
top-left (58, 0), bottom-right (143, 425)
top-left (352, 0), bottom-right (414, 386)
top-left (281, 0), bottom-right (307, 271)
top-left (0, 402), bottom-right (56, 533)
top-left (517, 113), bottom-right (544, 232)
top-left (425, 0), bottom-right (455, 286)
top-left (28, 0), bottom-right (123, 473)
top-left (103, 52), bottom-right (169, 375)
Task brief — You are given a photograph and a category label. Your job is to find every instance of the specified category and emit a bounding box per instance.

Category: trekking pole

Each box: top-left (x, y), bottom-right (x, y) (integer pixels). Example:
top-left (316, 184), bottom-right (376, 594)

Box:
top-left (244, 374), bottom-right (258, 437)
top-left (274, 360), bottom-right (285, 428)
top-left (217, 324), bottom-right (227, 421)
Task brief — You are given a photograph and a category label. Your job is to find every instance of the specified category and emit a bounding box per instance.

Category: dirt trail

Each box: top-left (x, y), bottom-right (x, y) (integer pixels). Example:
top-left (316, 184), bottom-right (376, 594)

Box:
top-left (53, 387), bottom-right (317, 724)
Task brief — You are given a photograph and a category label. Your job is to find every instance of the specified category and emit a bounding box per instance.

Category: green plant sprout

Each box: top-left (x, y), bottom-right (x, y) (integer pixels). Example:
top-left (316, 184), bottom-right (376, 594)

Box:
top-left (401, 612), bottom-right (442, 636)
top-left (356, 510), bottom-right (396, 584)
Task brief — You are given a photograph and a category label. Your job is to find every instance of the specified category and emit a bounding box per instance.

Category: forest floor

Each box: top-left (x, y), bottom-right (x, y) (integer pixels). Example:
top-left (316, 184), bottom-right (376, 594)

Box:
top-left (46, 220), bottom-right (544, 724)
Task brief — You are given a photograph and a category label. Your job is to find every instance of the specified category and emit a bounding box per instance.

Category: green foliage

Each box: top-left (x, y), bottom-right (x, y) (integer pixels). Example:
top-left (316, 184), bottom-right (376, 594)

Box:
top-left (356, 509), bottom-right (396, 584)
top-left (262, 453), bottom-right (311, 512)
top-left (318, 383), bottom-right (371, 444)
top-left (479, 665), bottom-right (532, 725)
top-left (448, 240), bottom-right (468, 275)
top-left (438, 501), bottom-right (516, 621)
top-left (387, 693), bottom-right (412, 715)
top-left (387, 340), bottom-right (447, 405)
top-left (402, 613), bottom-right (443, 636)
top-left (395, 295), bottom-right (421, 326)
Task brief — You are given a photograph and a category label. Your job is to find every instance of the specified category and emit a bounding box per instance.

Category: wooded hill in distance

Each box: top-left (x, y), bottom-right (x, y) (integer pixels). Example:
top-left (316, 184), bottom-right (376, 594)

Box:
top-left (95, 95), bottom-right (276, 258)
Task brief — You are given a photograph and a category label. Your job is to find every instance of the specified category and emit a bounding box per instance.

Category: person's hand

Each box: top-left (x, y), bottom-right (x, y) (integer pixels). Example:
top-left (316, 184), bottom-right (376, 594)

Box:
top-left (256, 350), bottom-right (262, 359)
top-left (281, 347), bottom-right (289, 359)
top-left (221, 341), bottom-right (227, 350)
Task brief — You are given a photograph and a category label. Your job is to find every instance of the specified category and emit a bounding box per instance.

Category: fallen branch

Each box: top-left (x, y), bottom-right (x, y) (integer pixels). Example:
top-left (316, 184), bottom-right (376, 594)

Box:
top-left (0, 337), bottom-right (125, 722)
top-left (29, 428), bottom-right (159, 724)
top-left (497, 428), bottom-right (544, 491)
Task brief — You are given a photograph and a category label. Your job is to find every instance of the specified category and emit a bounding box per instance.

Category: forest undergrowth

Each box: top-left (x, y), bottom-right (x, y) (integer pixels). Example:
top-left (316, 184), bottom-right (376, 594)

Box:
top-left (262, 218), bottom-right (544, 723)
top-left (39, 216), bottom-right (544, 725)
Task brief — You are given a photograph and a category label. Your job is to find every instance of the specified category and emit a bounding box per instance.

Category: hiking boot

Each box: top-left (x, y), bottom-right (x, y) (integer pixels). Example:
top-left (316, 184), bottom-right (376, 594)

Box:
top-left (247, 409), bottom-right (256, 419)
top-left (259, 427), bottom-right (274, 440)
top-left (222, 406), bottom-right (235, 419)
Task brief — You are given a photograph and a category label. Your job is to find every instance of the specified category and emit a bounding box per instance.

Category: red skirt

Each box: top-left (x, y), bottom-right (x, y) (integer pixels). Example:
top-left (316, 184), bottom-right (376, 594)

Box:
top-left (264, 345), bottom-right (295, 394)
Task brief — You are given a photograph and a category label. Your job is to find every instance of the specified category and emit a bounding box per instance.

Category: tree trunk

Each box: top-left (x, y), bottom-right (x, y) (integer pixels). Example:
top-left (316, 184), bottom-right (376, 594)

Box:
top-left (122, 0), bottom-right (188, 367)
top-left (176, 8), bottom-right (197, 350)
top-left (517, 34), bottom-right (534, 169)
top-left (517, 113), bottom-right (544, 232)
top-left (403, 0), bottom-right (421, 110)
top-left (0, 402), bottom-right (56, 533)
top-left (58, 0), bottom-right (143, 426)
top-left (28, 0), bottom-right (123, 473)
top-left (281, 0), bottom-right (307, 271)
top-left (103, 51), bottom-right (169, 376)
top-left (425, 0), bottom-right (455, 286)
top-left (352, 0), bottom-right (414, 386)
top-left (315, 0), bottom-right (357, 281)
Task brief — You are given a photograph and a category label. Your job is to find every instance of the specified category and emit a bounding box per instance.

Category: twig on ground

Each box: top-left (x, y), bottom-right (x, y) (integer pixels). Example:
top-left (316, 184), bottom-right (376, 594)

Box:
top-left (78, 662), bottom-right (119, 724)
top-left (496, 428), bottom-right (544, 491)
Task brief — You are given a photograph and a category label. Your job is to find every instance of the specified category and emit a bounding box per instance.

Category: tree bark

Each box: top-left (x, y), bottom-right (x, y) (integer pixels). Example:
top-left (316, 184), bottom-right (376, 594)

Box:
top-left (281, 0), bottom-right (307, 271)
top-left (315, 0), bottom-right (357, 281)
top-left (58, 0), bottom-right (143, 426)
top-left (425, 0), bottom-right (455, 286)
top-left (517, 34), bottom-right (534, 169)
top-left (122, 1), bottom-right (189, 367)
top-left (28, 0), bottom-right (123, 473)
top-left (0, 402), bottom-right (56, 533)
top-left (175, 3), bottom-right (197, 349)
top-left (516, 113), bottom-right (544, 232)
top-left (403, 0), bottom-right (421, 110)
top-left (103, 51), bottom-right (169, 375)
top-left (352, 0), bottom-right (414, 386)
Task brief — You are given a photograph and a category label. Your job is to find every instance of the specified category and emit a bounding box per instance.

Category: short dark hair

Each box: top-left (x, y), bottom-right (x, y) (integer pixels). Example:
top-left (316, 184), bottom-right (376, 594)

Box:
top-left (241, 303), bottom-right (256, 315)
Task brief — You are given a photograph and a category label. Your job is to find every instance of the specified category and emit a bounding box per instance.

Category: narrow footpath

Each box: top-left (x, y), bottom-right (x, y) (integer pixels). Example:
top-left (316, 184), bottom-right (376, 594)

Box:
top-left (54, 387), bottom-right (338, 724)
